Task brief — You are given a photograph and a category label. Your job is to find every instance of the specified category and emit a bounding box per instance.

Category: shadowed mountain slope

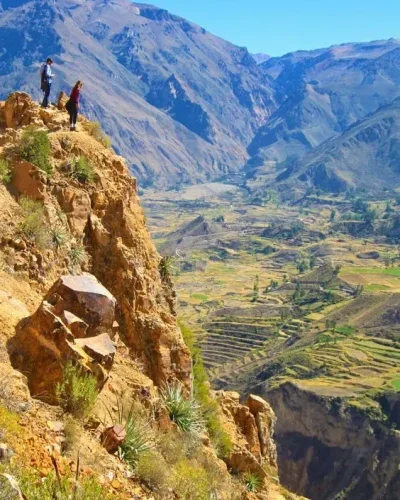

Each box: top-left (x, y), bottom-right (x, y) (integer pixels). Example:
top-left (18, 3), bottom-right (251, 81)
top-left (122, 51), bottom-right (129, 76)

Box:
top-left (274, 97), bottom-right (400, 193)
top-left (0, 0), bottom-right (275, 188)
top-left (249, 39), bottom-right (400, 165)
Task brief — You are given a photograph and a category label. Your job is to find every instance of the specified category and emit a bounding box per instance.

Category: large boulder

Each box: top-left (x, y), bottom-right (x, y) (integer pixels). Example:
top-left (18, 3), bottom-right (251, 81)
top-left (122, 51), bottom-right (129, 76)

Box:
top-left (8, 274), bottom-right (117, 403)
top-left (3, 92), bottom-right (40, 129)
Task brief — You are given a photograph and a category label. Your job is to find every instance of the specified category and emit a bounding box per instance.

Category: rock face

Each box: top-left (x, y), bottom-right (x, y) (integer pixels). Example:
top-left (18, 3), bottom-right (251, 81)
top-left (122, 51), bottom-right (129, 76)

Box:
top-left (271, 97), bottom-right (400, 194)
top-left (8, 274), bottom-right (117, 402)
top-left (147, 75), bottom-right (216, 144)
top-left (266, 382), bottom-right (400, 500)
top-left (216, 391), bottom-right (277, 478)
top-left (1, 92), bottom-right (191, 391)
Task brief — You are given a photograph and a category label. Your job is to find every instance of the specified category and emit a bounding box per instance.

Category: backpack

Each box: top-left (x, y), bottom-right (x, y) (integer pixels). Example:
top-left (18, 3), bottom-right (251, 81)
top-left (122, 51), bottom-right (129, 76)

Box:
top-left (40, 64), bottom-right (47, 91)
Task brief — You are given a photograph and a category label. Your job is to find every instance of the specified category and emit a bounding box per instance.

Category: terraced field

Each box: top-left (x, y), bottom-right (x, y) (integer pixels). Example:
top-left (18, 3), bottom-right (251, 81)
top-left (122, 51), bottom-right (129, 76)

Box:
top-left (142, 184), bottom-right (400, 407)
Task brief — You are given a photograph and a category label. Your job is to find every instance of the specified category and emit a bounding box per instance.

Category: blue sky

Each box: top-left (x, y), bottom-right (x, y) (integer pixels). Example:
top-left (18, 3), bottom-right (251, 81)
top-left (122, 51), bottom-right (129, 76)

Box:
top-left (142, 0), bottom-right (400, 56)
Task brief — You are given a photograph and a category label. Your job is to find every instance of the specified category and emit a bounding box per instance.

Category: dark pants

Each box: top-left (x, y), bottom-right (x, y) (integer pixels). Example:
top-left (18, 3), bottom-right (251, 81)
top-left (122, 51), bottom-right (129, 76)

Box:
top-left (41, 82), bottom-right (51, 108)
top-left (68, 101), bottom-right (78, 125)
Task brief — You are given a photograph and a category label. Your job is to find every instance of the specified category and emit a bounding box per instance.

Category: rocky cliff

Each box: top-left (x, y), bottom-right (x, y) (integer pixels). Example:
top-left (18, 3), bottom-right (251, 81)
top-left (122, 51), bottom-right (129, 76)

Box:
top-left (0, 92), bottom-right (292, 499)
top-left (265, 382), bottom-right (400, 500)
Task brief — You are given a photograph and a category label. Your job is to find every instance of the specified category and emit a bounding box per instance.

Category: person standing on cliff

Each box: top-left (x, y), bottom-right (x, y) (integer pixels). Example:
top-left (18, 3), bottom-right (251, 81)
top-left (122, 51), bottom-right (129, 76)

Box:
top-left (66, 81), bottom-right (83, 131)
top-left (40, 57), bottom-right (54, 108)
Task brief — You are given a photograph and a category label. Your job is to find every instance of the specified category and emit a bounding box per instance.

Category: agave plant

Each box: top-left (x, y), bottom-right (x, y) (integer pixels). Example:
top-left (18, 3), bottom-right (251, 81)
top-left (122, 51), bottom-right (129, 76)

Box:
top-left (106, 398), bottom-right (152, 468)
top-left (244, 472), bottom-right (262, 492)
top-left (160, 382), bottom-right (204, 435)
top-left (159, 255), bottom-right (176, 282)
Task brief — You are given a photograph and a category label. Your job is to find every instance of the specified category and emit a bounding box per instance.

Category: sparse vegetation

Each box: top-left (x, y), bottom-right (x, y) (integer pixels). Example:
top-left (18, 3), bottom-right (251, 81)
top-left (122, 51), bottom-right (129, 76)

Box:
top-left (161, 382), bottom-right (204, 436)
top-left (19, 196), bottom-right (50, 249)
top-left (71, 156), bottom-right (96, 183)
top-left (179, 321), bottom-right (232, 457)
top-left (112, 400), bottom-right (152, 467)
top-left (82, 121), bottom-right (112, 148)
top-left (244, 472), bottom-right (262, 492)
top-left (0, 159), bottom-right (11, 183)
top-left (56, 361), bottom-right (98, 420)
top-left (170, 460), bottom-right (212, 500)
top-left (17, 127), bottom-right (52, 176)
top-left (69, 242), bottom-right (87, 269)
top-left (0, 466), bottom-right (114, 500)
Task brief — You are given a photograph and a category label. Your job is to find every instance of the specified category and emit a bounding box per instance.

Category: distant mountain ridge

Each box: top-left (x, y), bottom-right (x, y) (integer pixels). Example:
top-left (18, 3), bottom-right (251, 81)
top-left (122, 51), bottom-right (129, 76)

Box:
top-left (0, 1), bottom-right (399, 192)
top-left (0, 0), bottom-right (275, 188)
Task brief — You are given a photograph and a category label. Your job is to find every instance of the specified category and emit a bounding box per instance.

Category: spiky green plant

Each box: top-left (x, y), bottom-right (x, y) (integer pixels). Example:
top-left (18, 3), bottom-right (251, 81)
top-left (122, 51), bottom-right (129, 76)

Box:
top-left (159, 255), bottom-right (176, 282)
top-left (106, 399), bottom-right (152, 467)
top-left (160, 382), bottom-right (204, 435)
top-left (69, 243), bottom-right (86, 268)
top-left (51, 226), bottom-right (67, 250)
top-left (244, 472), bottom-right (262, 492)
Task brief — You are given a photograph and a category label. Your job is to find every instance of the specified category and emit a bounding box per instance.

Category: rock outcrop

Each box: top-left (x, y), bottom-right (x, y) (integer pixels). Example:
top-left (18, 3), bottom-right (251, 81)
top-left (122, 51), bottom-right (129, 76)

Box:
top-left (216, 391), bottom-right (277, 479)
top-left (1, 92), bottom-right (191, 392)
top-left (266, 381), bottom-right (400, 500)
top-left (8, 274), bottom-right (117, 402)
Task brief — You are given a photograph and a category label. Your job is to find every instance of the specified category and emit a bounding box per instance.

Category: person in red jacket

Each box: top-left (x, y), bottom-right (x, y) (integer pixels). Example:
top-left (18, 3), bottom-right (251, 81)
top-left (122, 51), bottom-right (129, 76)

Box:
top-left (66, 81), bottom-right (83, 131)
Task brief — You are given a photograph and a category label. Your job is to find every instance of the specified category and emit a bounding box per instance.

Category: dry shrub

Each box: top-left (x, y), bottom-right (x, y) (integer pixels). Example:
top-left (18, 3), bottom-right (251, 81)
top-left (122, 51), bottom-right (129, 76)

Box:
top-left (82, 121), bottom-right (112, 148)
top-left (19, 196), bottom-right (51, 250)
top-left (135, 451), bottom-right (170, 493)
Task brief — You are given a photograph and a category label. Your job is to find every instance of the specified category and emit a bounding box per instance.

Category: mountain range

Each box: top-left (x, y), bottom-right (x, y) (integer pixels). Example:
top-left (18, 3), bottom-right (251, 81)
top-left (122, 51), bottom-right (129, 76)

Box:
top-left (0, 0), bottom-right (400, 192)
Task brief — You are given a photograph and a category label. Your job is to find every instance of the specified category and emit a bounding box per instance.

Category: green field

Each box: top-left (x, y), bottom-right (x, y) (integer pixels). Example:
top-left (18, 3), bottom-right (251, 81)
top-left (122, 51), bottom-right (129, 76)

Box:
top-left (344, 267), bottom-right (400, 277)
top-left (391, 378), bottom-right (400, 391)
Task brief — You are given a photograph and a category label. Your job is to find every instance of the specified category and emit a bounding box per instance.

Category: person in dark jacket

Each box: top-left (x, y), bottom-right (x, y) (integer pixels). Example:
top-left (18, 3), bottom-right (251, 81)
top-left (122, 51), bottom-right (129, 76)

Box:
top-left (66, 81), bottom-right (83, 131)
top-left (41, 57), bottom-right (54, 108)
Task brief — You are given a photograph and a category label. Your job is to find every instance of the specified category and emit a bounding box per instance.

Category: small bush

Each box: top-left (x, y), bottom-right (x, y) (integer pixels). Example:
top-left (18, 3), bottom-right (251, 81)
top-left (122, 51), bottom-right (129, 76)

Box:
top-left (244, 472), bottom-right (262, 492)
top-left (19, 196), bottom-right (51, 249)
top-left (170, 460), bottom-right (211, 500)
top-left (56, 361), bottom-right (98, 420)
top-left (158, 429), bottom-right (200, 465)
top-left (62, 417), bottom-right (81, 455)
top-left (17, 127), bottom-right (52, 176)
top-left (82, 121), bottom-right (112, 148)
top-left (0, 406), bottom-right (21, 441)
top-left (161, 382), bottom-right (204, 435)
top-left (71, 156), bottom-right (96, 183)
top-left (0, 159), bottom-right (11, 183)
top-left (136, 451), bottom-right (170, 491)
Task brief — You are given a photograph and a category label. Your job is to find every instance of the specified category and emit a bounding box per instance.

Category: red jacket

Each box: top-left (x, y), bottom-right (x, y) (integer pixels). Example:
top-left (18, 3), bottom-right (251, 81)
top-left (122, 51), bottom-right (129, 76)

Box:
top-left (70, 86), bottom-right (80, 104)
